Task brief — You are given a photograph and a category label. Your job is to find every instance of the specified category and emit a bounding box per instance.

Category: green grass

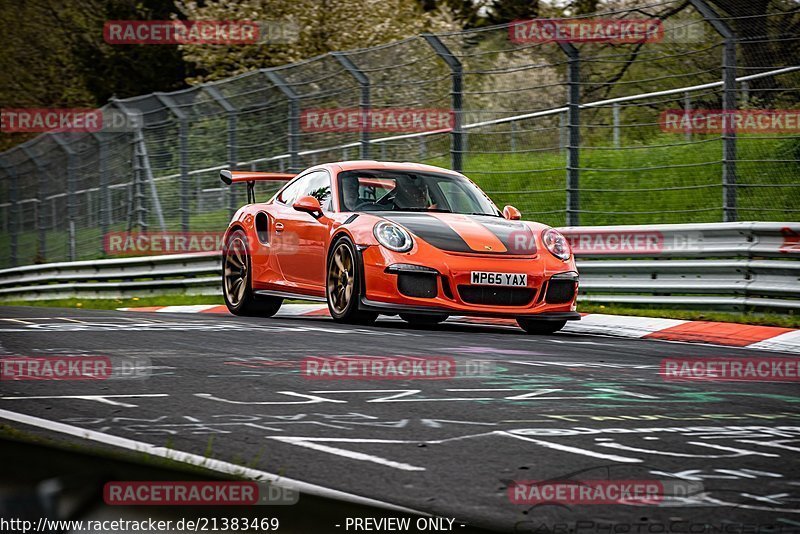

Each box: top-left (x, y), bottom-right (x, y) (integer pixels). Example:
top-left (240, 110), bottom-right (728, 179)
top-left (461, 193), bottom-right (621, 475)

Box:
top-left (2, 295), bottom-right (796, 328)
top-left (2, 134), bottom-right (797, 267)
top-left (579, 303), bottom-right (799, 328)
top-left (0, 294), bottom-right (224, 310)
top-left (448, 133), bottom-right (800, 227)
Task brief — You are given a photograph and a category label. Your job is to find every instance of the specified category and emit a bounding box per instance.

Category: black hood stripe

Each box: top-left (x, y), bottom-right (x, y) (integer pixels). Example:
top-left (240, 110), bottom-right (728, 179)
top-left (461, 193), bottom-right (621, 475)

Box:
top-left (378, 212), bottom-right (535, 255)
top-left (380, 213), bottom-right (473, 253)
top-left (478, 217), bottom-right (537, 254)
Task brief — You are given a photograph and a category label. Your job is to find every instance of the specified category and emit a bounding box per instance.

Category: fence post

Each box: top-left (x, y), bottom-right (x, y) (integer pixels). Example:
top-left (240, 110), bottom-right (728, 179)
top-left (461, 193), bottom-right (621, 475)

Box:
top-left (153, 94), bottom-right (190, 231)
top-left (559, 42), bottom-right (581, 227)
top-left (21, 146), bottom-right (47, 261)
top-left (740, 81), bottom-right (749, 106)
top-left (684, 91), bottom-right (692, 142)
top-left (332, 52), bottom-right (370, 160)
top-left (204, 85), bottom-right (239, 218)
top-left (264, 69), bottom-right (300, 172)
top-left (612, 103), bottom-right (620, 148)
top-left (93, 133), bottom-right (110, 255)
top-left (422, 34), bottom-right (464, 172)
top-left (722, 39), bottom-right (738, 222)
top-left (510, 121), bottom-right (517, 153)
top-left (51, 135), bottom-right (77, 261)
top-left (0, 160), bottom-right (17, 266)
top-left (689, 0), bottom-right (738, 222)
top-left (111, 100), bottom-right (165, 232)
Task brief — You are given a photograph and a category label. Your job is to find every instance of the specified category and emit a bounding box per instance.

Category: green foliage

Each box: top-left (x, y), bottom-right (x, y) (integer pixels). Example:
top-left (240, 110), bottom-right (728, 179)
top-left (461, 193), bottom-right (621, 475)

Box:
top-left (175, 0), bottom-right (458, 83)
top-left (0, 0), bottom-right (190, 152)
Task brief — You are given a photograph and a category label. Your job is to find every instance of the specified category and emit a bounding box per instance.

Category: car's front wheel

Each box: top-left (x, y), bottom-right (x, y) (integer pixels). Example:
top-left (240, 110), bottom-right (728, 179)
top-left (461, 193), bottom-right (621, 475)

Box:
top-left (399, 313), bottom-right (448, 326)
top-left (223, 230), bottom-right (283, 317)
top-left (326, 237), bottom-right (378, 325)
top-left (516, 318), bottom-right (567, 335)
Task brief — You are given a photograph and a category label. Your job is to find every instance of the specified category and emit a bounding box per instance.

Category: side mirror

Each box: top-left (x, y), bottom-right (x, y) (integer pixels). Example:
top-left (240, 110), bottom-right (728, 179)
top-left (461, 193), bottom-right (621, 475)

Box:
top-left (503, 205), bottom-right (521, 220)
top-left (293, 195), bottom-right (323, 218)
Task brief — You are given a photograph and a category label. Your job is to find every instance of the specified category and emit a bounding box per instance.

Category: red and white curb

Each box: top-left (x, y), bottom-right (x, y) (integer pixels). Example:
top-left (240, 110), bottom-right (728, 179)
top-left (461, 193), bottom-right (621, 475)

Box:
top-left (118, 304), bottom-right (800, 354)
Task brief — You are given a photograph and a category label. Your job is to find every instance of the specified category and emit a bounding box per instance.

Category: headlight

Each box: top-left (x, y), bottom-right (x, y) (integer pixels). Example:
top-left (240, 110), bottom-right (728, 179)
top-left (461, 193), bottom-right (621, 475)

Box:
top-left (374, 221), bottom-right (413, 252)
top-left (542, 228), bottom-right (571, 260)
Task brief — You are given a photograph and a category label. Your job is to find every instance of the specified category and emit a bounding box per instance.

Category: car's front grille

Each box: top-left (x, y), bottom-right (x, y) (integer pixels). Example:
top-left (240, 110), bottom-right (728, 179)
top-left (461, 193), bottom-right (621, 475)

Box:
top-left (457, 285), bottom-right (536, 306)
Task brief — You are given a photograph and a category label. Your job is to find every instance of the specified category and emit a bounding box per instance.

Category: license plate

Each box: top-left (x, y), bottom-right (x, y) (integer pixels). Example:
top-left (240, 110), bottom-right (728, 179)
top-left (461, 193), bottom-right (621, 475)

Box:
top-left (470, 271), bottom-right (528, 287)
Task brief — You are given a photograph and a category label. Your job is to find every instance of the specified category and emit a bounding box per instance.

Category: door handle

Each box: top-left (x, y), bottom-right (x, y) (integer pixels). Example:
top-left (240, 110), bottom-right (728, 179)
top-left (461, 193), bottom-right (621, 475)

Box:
top-left (274, 222), bottom-right (285, 233)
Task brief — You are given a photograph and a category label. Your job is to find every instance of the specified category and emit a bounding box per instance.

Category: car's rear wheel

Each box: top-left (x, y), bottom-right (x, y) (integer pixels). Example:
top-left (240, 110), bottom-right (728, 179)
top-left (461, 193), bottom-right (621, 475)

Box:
top-left (517, 318), bottom-right (567, 335)
top-left (326, 237), bottom-right (378, 325)
top-left (399, 313), bottom-right (448, 325)
top-left (223, 230), bottom-right (283, 317)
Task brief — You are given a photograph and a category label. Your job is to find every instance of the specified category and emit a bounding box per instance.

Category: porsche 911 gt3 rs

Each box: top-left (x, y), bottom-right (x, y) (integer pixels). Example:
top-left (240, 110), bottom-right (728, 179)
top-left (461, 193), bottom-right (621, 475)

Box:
top-left (220, 161), bottom-right (579, 334)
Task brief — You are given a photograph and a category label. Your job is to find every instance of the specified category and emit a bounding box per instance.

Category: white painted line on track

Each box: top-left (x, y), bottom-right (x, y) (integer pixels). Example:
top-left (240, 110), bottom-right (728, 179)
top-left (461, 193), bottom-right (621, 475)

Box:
top-left (156, 305), bottom-right (220, 313)
top-left (0, 408), bottom-right (430, 515)
top-left (495, 430), bottom-right (642, 463)
top-left (1, 394), bottom-right (170, 407)
top-left (268, 436), bottom-right (426, 471)
top-left (0, 318), bottom-right (36, 324)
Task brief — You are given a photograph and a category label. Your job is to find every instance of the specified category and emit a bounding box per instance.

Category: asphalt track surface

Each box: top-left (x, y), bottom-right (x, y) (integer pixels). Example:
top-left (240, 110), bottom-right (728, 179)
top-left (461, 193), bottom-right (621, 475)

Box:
top-left (0, 305), bottom-right (799, 533)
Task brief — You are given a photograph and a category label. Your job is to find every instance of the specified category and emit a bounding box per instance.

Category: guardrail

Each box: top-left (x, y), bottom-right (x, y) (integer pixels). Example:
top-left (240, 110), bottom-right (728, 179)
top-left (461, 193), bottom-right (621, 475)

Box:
top-left (0, 222), bottom-right (798, 311)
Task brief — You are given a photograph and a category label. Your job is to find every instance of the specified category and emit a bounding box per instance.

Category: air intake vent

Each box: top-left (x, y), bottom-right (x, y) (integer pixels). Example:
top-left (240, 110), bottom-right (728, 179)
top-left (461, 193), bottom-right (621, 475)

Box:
top-left (397, 272), bottom-right (438, 298)
top-left (458, 286), bottom-right (535, 306)
top-left (545, 279), bottom-right (576, 304)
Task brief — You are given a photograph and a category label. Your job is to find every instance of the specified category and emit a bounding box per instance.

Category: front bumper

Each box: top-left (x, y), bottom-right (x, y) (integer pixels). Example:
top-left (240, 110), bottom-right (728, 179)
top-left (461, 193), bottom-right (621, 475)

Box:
top-left (358, 243), bottom-right (580, 319)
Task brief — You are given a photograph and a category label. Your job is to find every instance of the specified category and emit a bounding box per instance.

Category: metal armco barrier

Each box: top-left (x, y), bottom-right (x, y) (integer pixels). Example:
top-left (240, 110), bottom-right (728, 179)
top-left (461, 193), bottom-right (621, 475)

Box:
top-left (0, 252), bottom-right (221, 301)
top-left (0, 223), bottom-right (798, 311)
top-left (561, 222), bottom-right (800, 311)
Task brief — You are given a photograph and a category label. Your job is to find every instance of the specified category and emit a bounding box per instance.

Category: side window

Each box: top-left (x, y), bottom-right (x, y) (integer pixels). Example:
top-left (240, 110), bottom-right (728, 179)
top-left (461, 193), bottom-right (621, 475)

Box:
top-left (277, 175), bottom-right (311, 205)
top-left (299, 171), bottom-right (332, 211)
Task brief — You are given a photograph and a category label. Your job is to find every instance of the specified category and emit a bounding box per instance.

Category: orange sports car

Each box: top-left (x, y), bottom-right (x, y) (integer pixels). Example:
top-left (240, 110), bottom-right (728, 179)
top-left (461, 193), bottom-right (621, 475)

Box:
top-left (219, 161), bottom-right (579, 334)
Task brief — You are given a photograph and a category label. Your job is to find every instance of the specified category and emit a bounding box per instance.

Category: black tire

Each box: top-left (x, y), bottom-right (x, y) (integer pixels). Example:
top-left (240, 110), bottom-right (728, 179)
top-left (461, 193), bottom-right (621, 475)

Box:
top-left (516, 318), bottom-right (567, 335)
top-left (326, 237), bottom-right (378, 325)
top-left (223, 230), bottom-right (283, 317)
top-left (399, 313), bottom-right (448, 325)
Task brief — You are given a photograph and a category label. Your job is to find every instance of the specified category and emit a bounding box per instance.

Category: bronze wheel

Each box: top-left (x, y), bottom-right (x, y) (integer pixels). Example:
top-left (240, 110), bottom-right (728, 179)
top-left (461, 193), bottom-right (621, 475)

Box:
top-left (224, 235), bottom-right (248, 308)
top-left (222, 230), bottom-right (282, 317)
top-left (326, 237), bottom-right (377, 325)
top-left (327, 241), bottom-right (355, 315)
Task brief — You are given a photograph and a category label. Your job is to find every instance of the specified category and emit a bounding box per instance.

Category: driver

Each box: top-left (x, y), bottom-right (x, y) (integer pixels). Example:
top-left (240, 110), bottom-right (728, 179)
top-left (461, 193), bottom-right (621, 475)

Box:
top-left (341, 175), bottom-right (361, 211)
top-left (394, 177), bottom-right (430, 209)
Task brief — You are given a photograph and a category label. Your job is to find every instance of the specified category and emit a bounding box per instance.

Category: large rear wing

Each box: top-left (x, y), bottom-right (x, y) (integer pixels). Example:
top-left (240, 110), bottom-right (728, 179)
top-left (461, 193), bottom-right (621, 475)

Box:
top-left (220, 170), bottom-right (296, 203)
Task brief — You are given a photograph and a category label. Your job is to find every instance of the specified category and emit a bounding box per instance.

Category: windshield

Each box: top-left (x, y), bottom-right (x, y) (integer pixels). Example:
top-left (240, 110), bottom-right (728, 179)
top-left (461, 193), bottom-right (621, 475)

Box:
top-left (337, 170), bottom-right (499, 216)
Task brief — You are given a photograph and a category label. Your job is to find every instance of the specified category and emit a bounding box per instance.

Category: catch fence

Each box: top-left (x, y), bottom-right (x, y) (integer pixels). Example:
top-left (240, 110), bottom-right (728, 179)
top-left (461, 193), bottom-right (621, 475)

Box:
top-left (1, 0), bottom-right (798, 267)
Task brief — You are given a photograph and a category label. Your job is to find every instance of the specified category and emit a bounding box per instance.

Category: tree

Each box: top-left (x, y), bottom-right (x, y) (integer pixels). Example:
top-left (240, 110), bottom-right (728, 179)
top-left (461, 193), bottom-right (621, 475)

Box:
top-left (175, 0), bottom-right (458, 83)
top-left (0, 0), bottom-right (191, 152)
top-left (708, 0), bottom-right (800, 104)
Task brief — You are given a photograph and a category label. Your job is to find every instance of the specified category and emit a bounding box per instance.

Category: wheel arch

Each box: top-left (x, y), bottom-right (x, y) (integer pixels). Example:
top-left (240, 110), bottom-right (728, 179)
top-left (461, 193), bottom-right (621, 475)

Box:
top-left (223, 223), bottom-right (247, 247)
